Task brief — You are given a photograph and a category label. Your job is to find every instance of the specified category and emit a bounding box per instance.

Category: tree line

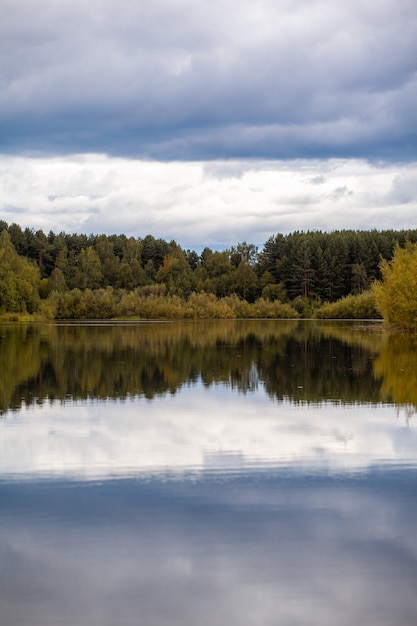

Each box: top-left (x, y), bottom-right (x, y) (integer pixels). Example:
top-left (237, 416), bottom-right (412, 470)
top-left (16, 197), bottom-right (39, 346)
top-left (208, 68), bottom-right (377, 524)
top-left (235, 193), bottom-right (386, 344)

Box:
top-left (1, 219), bottom-right (416, 320)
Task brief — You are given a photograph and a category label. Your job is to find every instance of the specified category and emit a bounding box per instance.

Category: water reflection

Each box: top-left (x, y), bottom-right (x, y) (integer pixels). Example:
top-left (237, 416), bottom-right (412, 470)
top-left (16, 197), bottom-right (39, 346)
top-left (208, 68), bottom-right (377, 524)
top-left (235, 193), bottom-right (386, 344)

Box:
top-left (1, 320), bottom-right (417, 625)
top-left (374, 332), bottom-right (417, 416)
top-left (1, 321), bottom-right (416, 479)
top-left (0, 319), bottom-right (409, 412)
top-left (1, 391), bottom-right (416, 479)
top-left (1, 473), bottom-right (416, 626)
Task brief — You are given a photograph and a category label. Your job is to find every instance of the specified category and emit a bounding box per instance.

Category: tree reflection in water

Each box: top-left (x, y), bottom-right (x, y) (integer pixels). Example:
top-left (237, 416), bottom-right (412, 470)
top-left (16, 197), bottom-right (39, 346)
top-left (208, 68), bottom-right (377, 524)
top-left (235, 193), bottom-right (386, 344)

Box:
top-left (374, 332), bottom-right (417, 421)
top-left (0, 320), bottom-right (415, 415)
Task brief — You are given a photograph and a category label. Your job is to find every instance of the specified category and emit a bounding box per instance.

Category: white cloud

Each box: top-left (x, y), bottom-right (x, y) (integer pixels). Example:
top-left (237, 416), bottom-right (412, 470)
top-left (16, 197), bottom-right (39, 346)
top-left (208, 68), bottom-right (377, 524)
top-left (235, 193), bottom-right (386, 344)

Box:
top-left (1, 154), bottom-right (416, 249)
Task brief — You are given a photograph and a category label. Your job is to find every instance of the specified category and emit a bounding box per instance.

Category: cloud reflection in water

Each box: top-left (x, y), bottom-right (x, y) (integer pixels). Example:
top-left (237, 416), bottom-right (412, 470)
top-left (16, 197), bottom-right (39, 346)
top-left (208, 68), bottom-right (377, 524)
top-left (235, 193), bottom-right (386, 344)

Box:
top-left (1, 384), bottom-right (416, 480)
top-left (1, 473), bottom-right (416, 626)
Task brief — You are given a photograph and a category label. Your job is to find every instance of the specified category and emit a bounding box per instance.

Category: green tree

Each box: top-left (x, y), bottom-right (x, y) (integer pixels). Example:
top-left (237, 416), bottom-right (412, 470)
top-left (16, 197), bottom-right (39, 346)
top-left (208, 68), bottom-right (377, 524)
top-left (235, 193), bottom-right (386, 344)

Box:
top-left (156, 250), bottom-right (195, 297)
top-left (185, 249), bottom-right (199, 271)
top-left (288, 237), bottom-right (315, 298)
top-left (76, 247), bottom-right (103, 290)
top-left (48, 267), bottom-right (67, 293)
top-left (351, 262), bottom-right (368, 294)
top-left (8, 222), bottom-right (26, 255)
top-left (123, 237), bottom-right (142, 264)
top-left (95, 235), bottom-right (119, 286)
top-left (231, 260), bottom-right (260, 301)
top-left (230, 241), bottom-right (258, 268)
top-left (201, 250), bottom-right (234, 297)
top-left (322, 232), bottom-right (348, 301)
top-left (257, 234), bottom-right (287, 282)
top-left (141, 235), bottom-right (171, 273)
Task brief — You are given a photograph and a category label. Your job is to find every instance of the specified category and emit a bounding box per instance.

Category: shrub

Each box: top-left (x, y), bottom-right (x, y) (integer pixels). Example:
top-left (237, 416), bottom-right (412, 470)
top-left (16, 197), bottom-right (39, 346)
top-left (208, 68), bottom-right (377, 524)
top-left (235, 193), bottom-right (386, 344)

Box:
top-left (317, 290), bottom-right (381, 319)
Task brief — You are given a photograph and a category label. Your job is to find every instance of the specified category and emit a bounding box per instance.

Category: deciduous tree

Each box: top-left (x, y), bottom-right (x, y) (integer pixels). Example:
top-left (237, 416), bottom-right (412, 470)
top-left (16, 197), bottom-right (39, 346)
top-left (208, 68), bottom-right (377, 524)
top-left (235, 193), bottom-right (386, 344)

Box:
top-left (374, 242), bottom-right (417, 330)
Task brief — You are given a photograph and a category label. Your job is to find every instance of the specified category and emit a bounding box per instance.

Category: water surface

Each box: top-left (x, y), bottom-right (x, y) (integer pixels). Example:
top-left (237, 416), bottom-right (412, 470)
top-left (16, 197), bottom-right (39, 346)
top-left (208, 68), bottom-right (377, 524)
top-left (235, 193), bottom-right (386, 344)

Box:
top-left (1, 320), bottom-right (416, 625)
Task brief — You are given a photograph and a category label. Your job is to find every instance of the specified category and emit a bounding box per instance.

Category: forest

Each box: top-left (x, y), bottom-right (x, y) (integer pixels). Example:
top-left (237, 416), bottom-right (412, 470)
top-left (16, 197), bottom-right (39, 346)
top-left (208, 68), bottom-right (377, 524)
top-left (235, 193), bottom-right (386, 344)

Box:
top-left (1, 220), bottom-right (417, 321)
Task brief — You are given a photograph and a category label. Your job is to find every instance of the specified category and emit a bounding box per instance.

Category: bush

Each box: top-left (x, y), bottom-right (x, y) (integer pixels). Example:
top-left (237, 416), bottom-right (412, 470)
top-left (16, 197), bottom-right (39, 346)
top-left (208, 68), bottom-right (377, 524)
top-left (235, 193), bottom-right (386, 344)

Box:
top-left (317, 290), bottom-right (381, 319)
top-left (291, 296), bottom-right (321, 318)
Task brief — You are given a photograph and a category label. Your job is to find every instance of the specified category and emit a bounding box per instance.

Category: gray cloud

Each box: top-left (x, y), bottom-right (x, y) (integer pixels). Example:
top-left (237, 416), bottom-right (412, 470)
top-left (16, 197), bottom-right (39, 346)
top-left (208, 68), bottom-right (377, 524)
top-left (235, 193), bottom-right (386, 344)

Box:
top-left (389, 172), bottom-right (417, 204)
top-left (1, 0), bottom-right (416, 160)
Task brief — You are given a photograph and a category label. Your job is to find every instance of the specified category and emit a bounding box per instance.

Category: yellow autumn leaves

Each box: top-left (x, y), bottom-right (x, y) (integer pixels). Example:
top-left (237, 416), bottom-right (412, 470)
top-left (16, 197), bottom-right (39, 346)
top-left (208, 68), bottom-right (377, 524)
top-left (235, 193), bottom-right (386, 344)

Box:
top-left (374, 242), bottom-right (417, 331)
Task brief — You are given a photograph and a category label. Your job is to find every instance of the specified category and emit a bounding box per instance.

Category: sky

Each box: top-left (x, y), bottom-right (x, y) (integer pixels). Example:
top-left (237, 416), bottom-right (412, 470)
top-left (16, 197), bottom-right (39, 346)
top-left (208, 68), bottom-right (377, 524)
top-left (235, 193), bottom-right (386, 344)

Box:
top-left (0, 0), bottom-right (416, 250)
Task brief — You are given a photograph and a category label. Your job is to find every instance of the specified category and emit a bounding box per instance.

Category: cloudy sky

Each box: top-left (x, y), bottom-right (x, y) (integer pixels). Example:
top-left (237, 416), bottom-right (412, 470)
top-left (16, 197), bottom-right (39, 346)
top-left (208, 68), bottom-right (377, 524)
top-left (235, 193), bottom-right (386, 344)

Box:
top-left (1, 0), bottom-right (416, 250)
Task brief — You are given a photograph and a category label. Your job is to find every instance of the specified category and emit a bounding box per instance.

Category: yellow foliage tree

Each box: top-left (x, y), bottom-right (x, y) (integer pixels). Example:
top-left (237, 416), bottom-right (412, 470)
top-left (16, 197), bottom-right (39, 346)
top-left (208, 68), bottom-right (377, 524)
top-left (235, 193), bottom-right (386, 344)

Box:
top-left (374, 242), bottom-right (417, 330)
top-left (0, 229), bottom-right (40, 314)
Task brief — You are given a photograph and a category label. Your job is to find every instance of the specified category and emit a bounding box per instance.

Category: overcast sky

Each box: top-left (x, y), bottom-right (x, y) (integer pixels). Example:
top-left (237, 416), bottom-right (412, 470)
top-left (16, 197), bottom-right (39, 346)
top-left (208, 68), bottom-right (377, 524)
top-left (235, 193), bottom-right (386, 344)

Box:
top-left (1, 0), bottom-right (416, 250)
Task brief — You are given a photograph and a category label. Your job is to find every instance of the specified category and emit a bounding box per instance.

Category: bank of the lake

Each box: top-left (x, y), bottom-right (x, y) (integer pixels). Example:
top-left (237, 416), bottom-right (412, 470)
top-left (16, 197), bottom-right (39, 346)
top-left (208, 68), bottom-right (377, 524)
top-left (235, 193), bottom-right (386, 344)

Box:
top-left (0, 286), bottom-right (382, 323)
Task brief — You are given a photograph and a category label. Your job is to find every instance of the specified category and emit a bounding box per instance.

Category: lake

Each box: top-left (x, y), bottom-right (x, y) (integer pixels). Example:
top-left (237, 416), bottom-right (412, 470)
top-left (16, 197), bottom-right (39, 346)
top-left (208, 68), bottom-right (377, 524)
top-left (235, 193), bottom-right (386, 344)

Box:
top-left (1, 320), bottom-right (416, 625)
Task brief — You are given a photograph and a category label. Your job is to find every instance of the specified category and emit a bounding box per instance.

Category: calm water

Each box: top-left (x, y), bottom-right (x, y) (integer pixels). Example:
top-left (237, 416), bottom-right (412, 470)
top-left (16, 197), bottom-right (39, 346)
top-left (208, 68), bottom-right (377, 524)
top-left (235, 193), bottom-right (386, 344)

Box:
top-left (1, 320), bottom-right (416, 625)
